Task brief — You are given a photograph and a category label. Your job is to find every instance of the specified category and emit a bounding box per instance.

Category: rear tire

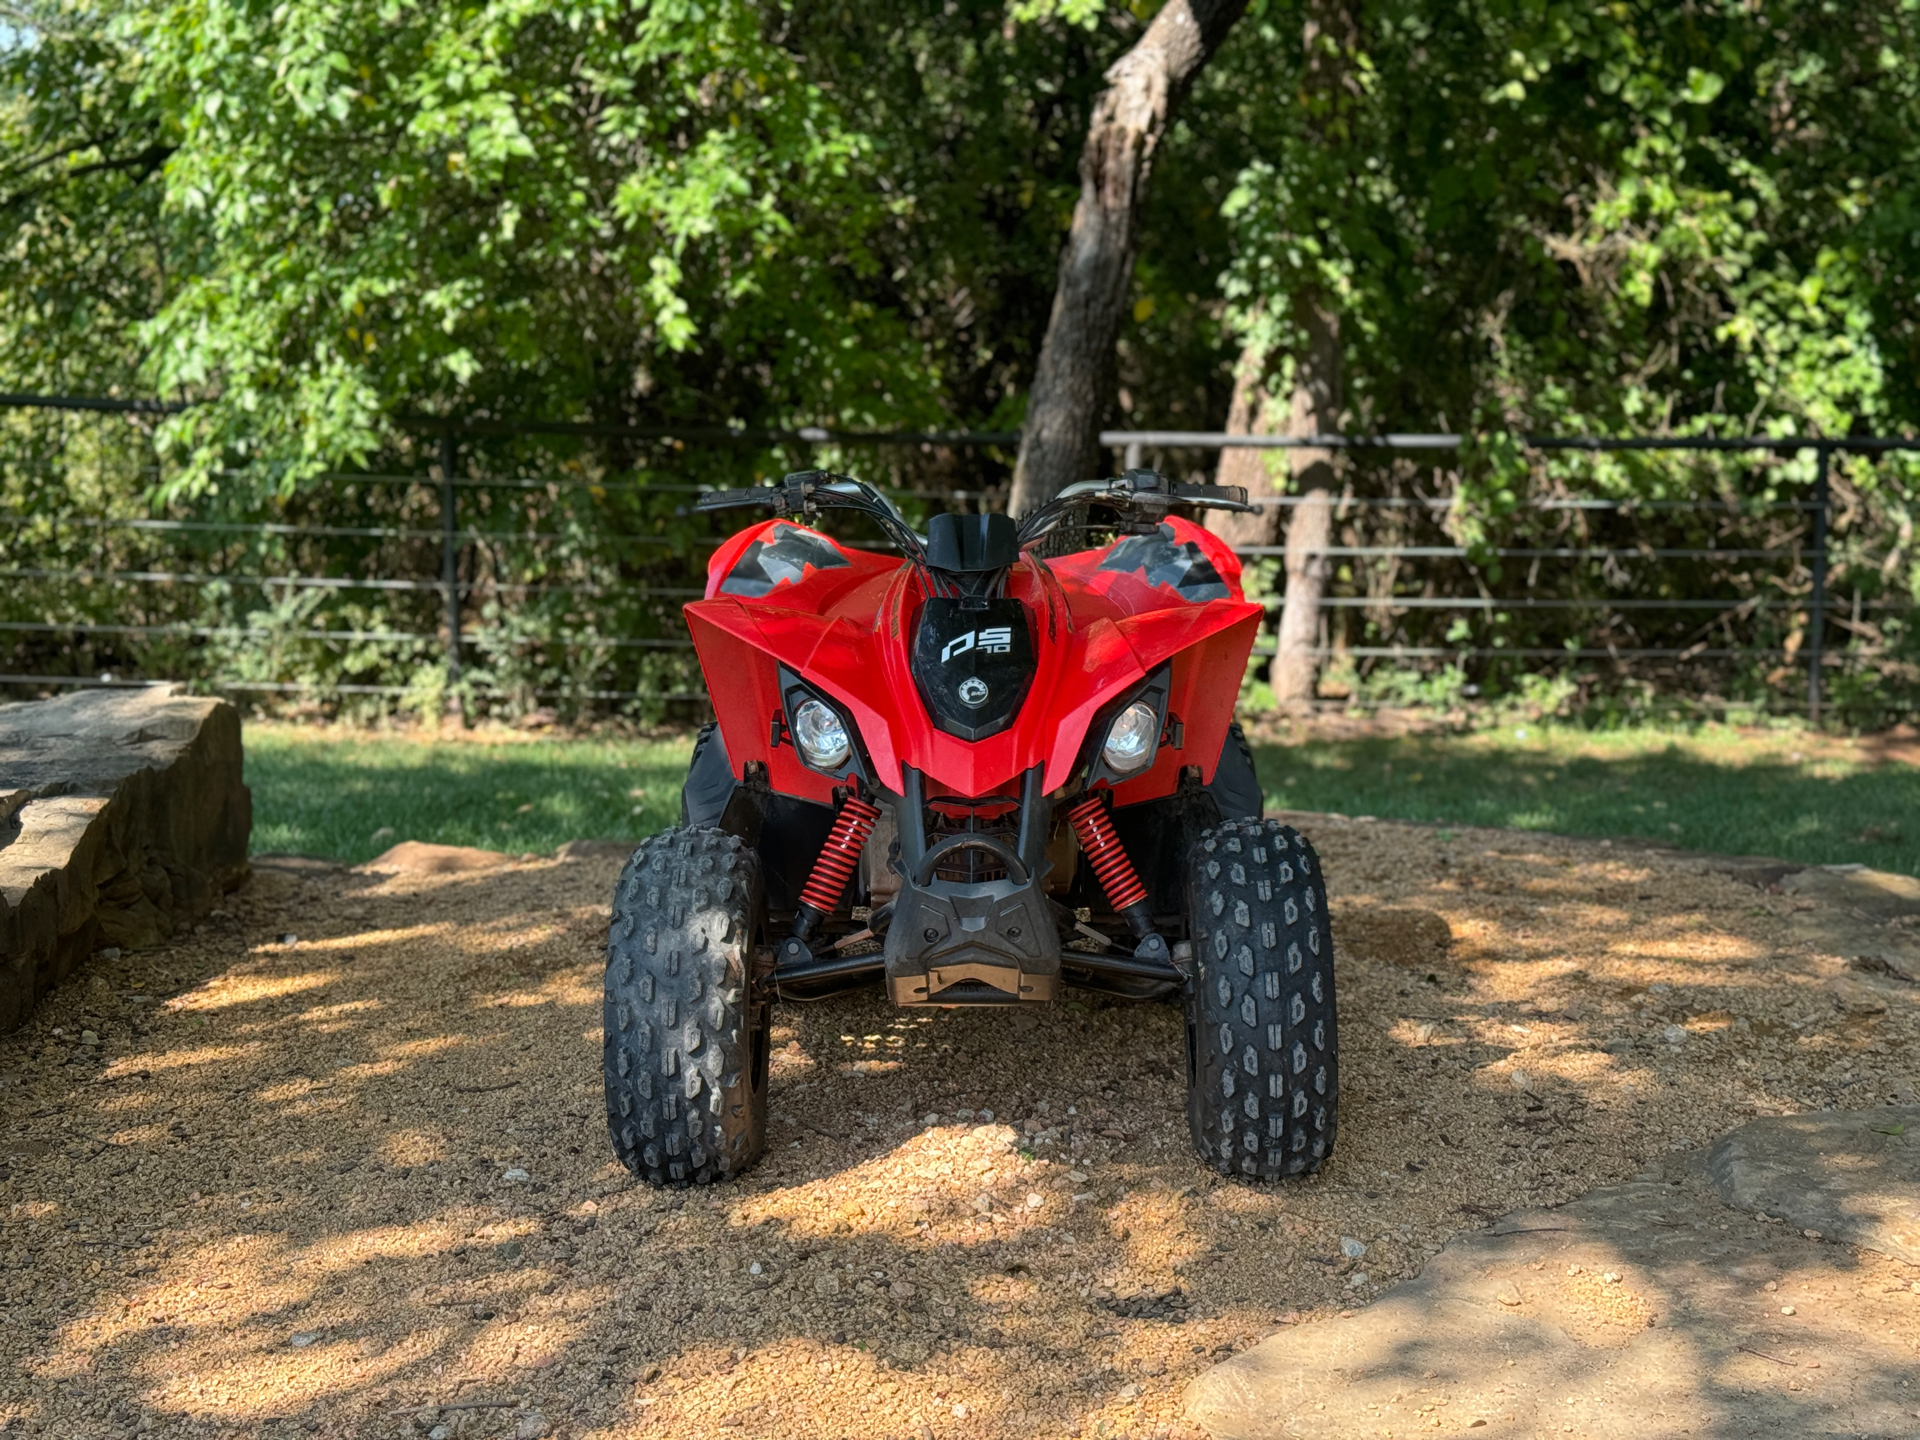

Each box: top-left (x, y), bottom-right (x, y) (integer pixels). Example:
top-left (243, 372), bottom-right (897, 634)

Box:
top-left (604, 826), bottom-right (770, 1186)
top-left (1183, 818), bottom-right (1338, 1179)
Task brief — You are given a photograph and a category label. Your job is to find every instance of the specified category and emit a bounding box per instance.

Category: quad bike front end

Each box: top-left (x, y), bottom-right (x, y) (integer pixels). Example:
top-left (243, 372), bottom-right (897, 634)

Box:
top-left (603, 470), bottom-right (1339, 1187)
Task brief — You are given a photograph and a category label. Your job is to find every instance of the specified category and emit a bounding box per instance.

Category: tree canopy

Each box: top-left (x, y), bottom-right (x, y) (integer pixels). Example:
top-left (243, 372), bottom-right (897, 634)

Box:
top-left (10, 0), bottom-right (1920, 477)
top-left (5, 0), bottom-right (1920, 715)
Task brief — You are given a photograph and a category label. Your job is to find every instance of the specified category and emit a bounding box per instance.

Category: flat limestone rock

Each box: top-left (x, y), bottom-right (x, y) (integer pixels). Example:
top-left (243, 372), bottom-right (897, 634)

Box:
top-left (1185, 1176), bottom-right (1920, 1440)
top-left (361, 840), bottom-right (511, 875)
top-left (1782, 864), bottom-right (1920, 923)
top-left (0, 687), bottom-right (249, 1030)
top-left (1707, 1108), bottom-right (1920, 1264)
top-left (1783, 866), bottom-right (1920, 988)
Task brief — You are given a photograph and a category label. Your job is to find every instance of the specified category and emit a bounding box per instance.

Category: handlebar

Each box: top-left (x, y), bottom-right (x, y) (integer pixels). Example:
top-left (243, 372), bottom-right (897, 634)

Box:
top-left (1014, 468), bottom-right (1252, 544)
top-left (698, 467), bottom-right (1252, 556)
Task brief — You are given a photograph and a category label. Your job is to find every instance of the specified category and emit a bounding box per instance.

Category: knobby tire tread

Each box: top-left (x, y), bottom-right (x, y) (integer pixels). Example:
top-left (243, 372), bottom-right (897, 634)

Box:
top-left (1185, 818), bottom-right (1339, 1179)
top-left (604, 827), bottom-right (768, 1186)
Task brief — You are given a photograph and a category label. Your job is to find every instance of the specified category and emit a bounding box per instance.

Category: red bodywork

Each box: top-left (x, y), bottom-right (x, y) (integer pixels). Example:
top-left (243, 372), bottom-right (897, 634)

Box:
top-left (686, 516), bottom-right (1262, 804)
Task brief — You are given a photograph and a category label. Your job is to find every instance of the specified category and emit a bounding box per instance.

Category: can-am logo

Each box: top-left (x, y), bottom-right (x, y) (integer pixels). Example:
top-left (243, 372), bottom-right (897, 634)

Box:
top-left (941, 626), bottom-right (1013, 663)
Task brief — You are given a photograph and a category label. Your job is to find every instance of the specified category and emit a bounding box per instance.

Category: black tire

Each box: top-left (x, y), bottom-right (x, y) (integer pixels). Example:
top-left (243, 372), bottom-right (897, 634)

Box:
top-left (1183, 817), bottom-right (1338, 1179)
top-left (604, 826), bottom-right (770, 1186)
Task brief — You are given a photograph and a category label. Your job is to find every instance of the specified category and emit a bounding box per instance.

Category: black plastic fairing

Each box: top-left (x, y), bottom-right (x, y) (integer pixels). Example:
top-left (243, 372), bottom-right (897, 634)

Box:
top-left (1097, 522), bottom-right (1230, 602)
top-left (911, 596), bottom-right (1036, 742)
top-left (719, 523), bottom-right (849, 597)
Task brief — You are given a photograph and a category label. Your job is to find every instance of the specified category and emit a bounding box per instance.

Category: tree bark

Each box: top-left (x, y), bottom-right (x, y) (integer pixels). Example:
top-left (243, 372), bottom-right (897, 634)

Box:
top-left (1270, 294), bottom-right (1342, 712)
top-left (1206, 331), bottom-right (1280, 551)
top-left (1007, 0), bottom-right (1249, 516)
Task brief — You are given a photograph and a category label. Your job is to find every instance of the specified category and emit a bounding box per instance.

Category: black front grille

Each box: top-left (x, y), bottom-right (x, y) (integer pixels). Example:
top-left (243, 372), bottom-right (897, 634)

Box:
top-left (926, 794), bottom-right (1019, 884)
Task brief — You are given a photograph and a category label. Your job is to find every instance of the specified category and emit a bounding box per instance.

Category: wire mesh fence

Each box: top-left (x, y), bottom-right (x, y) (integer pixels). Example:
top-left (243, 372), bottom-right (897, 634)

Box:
top-left (3, 395), bottom-right (1916, 723)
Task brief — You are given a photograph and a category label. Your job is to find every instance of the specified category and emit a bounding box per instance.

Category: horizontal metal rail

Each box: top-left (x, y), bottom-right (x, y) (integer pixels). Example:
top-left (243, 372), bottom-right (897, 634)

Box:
top-left (0, 567), bottom-right (704, 598)
top-left (1258, 595), bottom-right (1905, 611)
top-left (1236, 545), bottom-right (1816, 560)
top-left (0, 672), bottom-right (708, 702)
top-left (0, 515), bottom-right (702, 546)
top-left (0, 620), bottom-right (694, 648)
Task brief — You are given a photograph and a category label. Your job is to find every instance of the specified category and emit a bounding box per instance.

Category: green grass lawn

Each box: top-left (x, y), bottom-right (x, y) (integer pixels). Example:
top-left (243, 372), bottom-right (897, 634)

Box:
top-left (246, 719), bottom-right (1919, 876)
top-left (1252, 722), bottom-right (1919, 875)
top-left (246, 724), bottom-right (694, 863)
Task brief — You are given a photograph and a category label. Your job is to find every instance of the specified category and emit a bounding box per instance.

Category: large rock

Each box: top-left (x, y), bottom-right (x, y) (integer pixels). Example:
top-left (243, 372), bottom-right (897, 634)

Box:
top-left (1782, 865), bottom-right (1920, 988)
top-left (0, 687), bottom-right (250, 1030)
top-left (1185, 1174), bottom-right (1920, 1439)
top-left (1707, 1108), bottom-right (1920, 1264)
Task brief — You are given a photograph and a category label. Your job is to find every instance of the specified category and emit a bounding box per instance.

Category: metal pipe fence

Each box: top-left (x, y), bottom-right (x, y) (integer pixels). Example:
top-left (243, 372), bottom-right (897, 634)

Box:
top-left (3, 394), bottom-right (1916, 720)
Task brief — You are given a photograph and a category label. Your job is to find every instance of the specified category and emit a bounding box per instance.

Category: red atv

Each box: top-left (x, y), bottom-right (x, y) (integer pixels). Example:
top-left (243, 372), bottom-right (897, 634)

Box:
top-left (604, 469), bottom-right (1337, 1185)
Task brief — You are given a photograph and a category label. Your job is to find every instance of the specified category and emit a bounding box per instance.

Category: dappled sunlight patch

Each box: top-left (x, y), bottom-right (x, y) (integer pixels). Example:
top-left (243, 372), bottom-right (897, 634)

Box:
top-left (117, 1042), bottom-right (261, 1075)
top-left (375, 1131), bottom-right (451, 1167)
top-left (167, 969), bottom-right (343, 1011)
top-left (302, 925), bottom-right (451, 952)
top-left (379, 1034), bottom-right (470, 1061)
top-left (740, 1122), bottom-right (1082, 1241)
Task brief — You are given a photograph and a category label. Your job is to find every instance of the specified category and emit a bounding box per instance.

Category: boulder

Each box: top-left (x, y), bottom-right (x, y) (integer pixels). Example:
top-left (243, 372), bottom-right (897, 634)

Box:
top-left (1185, 1173), bottom-right (1920, 1440)
top-left (0, 687), bottom-right (250, 1030)
top-left (1706, 1107), bottom-right (1919, 1264)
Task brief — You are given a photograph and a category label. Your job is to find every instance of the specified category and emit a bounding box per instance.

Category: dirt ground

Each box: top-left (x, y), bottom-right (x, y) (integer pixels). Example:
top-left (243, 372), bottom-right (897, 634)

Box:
top-left (3, 816), bottom-right (1917, 1440)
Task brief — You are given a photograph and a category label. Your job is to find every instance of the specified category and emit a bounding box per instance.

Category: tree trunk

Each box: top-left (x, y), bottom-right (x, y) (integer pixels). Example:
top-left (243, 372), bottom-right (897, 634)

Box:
top-left (1206, 331), bottom-right (1279, 551)
top-left (1008, 0), bottom-right (1249, 516)
top-left (1272, 294), bottom-right (1342, 712)
top-left (1263, 0), bottom-right (1357, 712)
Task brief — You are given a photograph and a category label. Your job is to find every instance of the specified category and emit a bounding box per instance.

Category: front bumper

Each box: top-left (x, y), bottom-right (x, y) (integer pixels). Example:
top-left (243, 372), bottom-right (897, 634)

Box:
top-left (882, 765), bottom-right (1061, 1005)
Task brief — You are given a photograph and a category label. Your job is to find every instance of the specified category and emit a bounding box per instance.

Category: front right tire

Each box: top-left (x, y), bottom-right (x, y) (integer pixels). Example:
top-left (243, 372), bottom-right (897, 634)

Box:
top-left (1184, 817), bottom-right (1339, 1179)
top-left (604, 826), bottom-right (769, 1186)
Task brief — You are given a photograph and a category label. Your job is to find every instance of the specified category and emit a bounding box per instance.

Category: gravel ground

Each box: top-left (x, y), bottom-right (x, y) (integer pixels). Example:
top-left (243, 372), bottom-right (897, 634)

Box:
top-left (3, 816), bottom-right (1917, 1440)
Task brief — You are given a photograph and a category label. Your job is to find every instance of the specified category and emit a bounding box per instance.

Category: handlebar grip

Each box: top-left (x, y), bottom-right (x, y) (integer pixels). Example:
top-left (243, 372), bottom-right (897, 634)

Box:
top-left (696, 487), bottom-right (782, 512)
top-left (1171, 482), bottom-right (1253, 511)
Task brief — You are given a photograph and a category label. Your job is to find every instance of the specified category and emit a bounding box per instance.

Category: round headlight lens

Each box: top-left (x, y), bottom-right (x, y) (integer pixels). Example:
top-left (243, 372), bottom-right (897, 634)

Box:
top-left (792, 698), bottom-right (851, 770)
top-left (1102, 700), bottom-right (1159, 773)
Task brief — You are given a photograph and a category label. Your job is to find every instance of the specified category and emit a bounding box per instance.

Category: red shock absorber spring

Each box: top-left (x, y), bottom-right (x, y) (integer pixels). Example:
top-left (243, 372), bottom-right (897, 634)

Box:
top-left (1066, 793), bottom-right (1149, 914)
top-left (797, 794), bottom-right (882, 915)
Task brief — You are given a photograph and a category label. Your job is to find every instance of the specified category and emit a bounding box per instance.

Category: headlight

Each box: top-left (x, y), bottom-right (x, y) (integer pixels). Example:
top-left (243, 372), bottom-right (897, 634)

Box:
top-left (1102, 700), bottom-right (1159, 774)
top-left (792, 698), bottom-right (851, 770)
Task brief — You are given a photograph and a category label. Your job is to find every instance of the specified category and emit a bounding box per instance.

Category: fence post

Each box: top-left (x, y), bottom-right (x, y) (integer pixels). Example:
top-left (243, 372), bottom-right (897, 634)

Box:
top-left (1806, 442), bottom-right (1830, 725)
top-left (439, 426), bottom-right (463, 696)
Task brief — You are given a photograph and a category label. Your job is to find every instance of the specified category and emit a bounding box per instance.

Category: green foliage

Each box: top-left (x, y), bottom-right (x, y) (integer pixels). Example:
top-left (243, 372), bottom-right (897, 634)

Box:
top-left (1205, 1), bottom-right (1920, 715)
top-left (7, 1), bottom-right (1920, 717)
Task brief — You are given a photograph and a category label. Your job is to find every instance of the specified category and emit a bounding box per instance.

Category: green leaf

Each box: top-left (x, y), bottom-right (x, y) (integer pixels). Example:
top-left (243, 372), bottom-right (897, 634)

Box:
top-left (1684, 68), bottom-right (1726, 105)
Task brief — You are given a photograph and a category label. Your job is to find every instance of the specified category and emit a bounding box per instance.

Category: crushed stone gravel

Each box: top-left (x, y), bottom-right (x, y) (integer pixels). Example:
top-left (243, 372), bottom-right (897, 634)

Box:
top-left (2, 815), bottom-right (1917, 1440)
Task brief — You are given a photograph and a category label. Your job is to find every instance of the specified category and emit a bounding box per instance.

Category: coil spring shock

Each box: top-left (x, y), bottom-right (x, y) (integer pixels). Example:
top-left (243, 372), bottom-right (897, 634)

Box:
top-left (1066, 793), bottom-right (1149, 914)
top-left (797, 793), bottom-right (882, 916)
